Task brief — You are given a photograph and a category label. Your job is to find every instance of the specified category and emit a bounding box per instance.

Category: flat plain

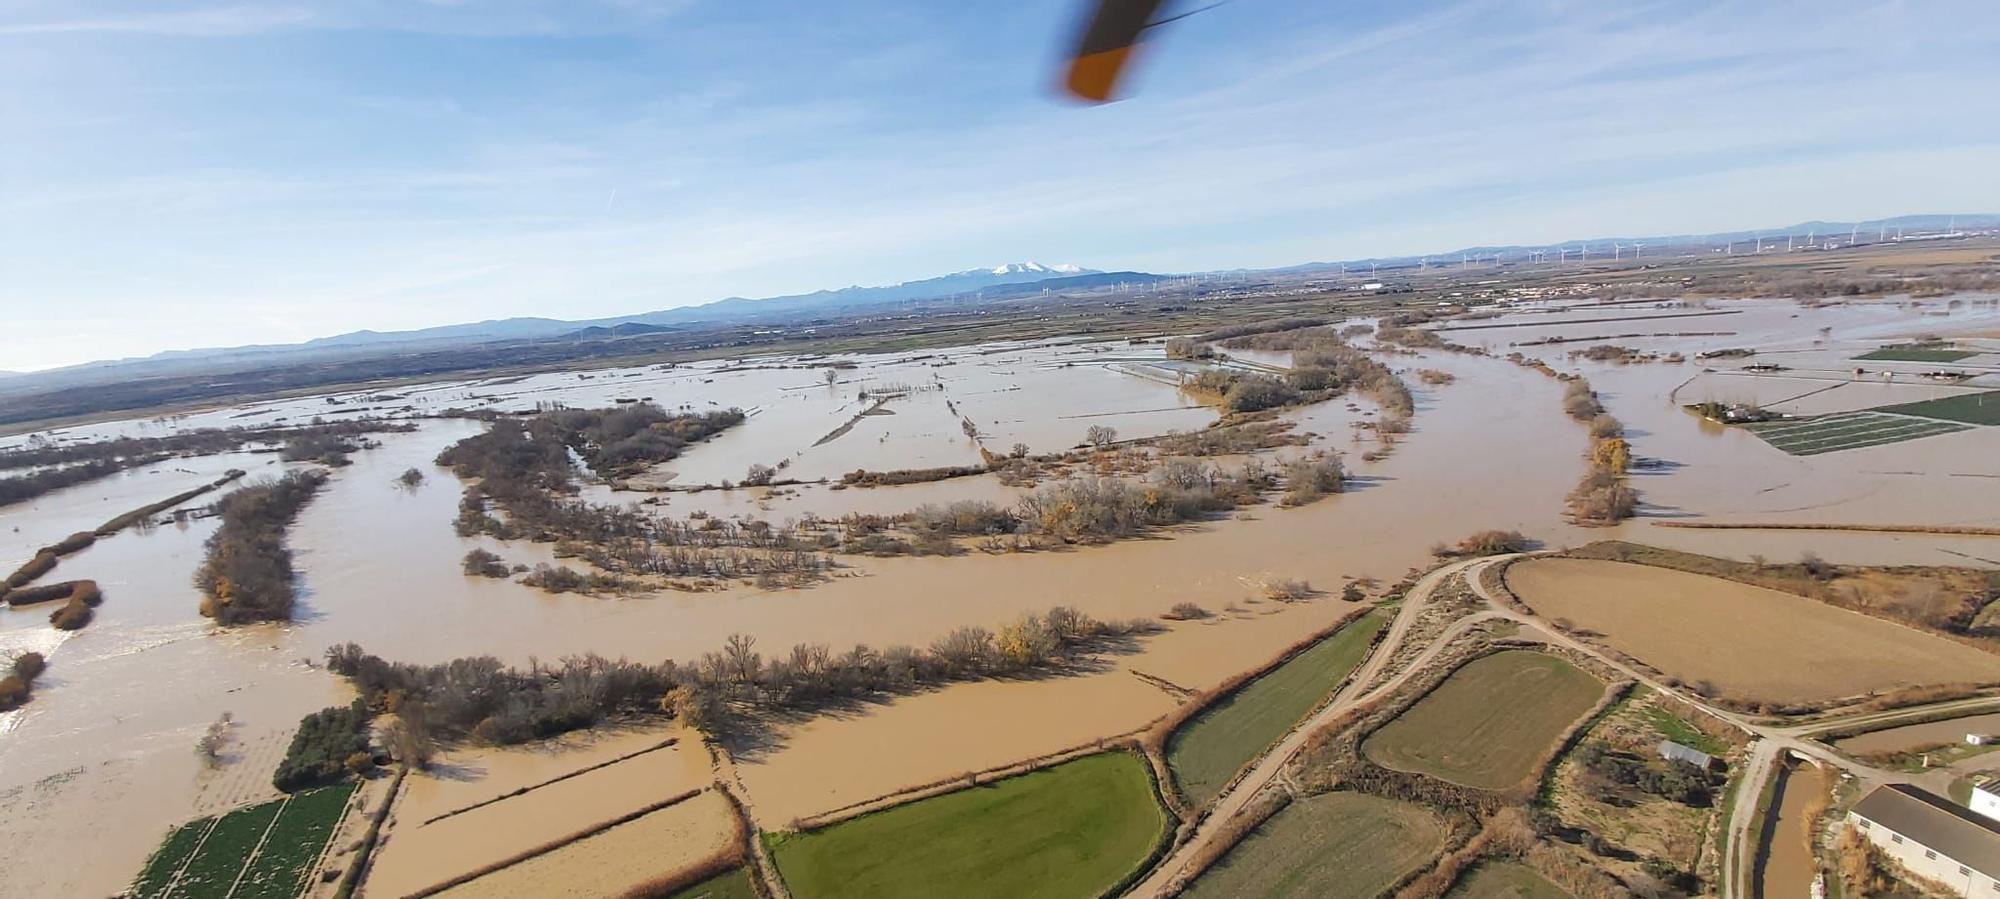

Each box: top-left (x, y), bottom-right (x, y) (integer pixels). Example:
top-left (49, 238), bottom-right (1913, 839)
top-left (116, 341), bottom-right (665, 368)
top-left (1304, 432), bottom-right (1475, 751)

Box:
top-left (1362, 650), bottom-right (1604, 790)
top-left (767, 751), bottom-right (1166, 899)
top-left (1506, 558), bottom-right (2000, 705)
top-left (1446, 861), bottom-right (1572, 899)
top-left (1178, 791), bottom-right (1447, 899)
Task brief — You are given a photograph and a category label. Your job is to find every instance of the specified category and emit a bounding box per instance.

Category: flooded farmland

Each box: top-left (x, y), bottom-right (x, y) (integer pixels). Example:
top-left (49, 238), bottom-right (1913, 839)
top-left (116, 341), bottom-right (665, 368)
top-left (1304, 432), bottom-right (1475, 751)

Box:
top-left (4, 298), bottom-right (1999, 895)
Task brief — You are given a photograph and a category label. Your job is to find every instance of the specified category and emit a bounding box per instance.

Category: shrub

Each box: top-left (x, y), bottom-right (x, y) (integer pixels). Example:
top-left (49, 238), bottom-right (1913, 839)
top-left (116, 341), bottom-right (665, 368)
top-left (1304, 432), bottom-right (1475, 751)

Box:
top-left (12, 651), bottom-right (46, 680)
top-left (1590, 437), bottom-right (1631, 473)
top-left (1164, 338), bottom-right (1214, 360)
top-left (1567, 468), bottom-right (1637, 524)
top-left (1455, 529), bottom-right (1532, 556)
top-left (1562, 379), bottom-right (1603, 420)
top-left (0, 675), bottom-right (27, 710)
top-left (49, 596), bottom-right (92, 630)
top-left (1588, 414), bottom-right (1624, 439)
top-left (1262, 579), bottom-right (1313, 601)
top-left (461, 549), bottom-right (509, 578)
top-left (397, 467), bottom-right (425, 487)
top-left (1280, 453), bottom-right (1344, 506)
top-left (1163, 602), bottom-right (1210, 620)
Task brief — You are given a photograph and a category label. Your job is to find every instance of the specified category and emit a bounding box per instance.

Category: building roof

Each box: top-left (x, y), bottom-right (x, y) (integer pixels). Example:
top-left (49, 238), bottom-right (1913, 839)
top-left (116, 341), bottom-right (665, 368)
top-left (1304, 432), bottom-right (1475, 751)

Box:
top-left (1853, 784), bottom-right (2000, 878)
top-left (1659, 740), bottom-right (1715, 767)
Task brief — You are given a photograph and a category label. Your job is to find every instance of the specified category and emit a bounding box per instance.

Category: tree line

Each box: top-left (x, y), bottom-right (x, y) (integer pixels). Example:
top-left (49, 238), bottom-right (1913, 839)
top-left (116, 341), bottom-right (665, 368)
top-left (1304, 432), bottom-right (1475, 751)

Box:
top-left (0, 417), bottom-right (413, 472)
top-left (322, 605), bottom-right (1159, 745)
top-left (194, 470), bottom-right (330, 624)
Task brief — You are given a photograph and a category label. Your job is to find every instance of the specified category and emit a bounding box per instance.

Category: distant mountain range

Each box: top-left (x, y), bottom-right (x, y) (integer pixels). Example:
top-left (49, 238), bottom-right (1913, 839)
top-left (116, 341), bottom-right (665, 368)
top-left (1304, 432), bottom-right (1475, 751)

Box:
top-left (119, 262), bottom-right (1107, 368)
top-left (13, 212), bottom-right (2000, 391)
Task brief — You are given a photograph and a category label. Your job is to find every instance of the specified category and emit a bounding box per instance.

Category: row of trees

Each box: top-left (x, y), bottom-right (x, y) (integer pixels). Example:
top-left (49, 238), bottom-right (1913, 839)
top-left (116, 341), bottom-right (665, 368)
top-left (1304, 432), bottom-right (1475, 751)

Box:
top-left (542, 404), bottom-right (745, 477)
top-left (0, 418), bottom-right (412, 472)
top-left (194, 470), bottom-right (330, 624)
top-left (0, 455), bottom-right (168, 507)
top-left (272, 701), bottom-right (373, 791)
top-left (1563, 383), bottom-right (1638, 524)
top-left (323, 605), bottom-right (1155, 743)
top-left (1215, 325), bottom-right (1417, 433)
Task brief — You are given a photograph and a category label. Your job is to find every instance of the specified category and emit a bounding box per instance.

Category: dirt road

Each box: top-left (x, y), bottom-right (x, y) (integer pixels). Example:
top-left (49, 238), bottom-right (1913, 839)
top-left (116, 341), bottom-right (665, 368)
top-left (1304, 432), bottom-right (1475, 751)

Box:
top-left (1127, 557), bottom-right (1487, 897)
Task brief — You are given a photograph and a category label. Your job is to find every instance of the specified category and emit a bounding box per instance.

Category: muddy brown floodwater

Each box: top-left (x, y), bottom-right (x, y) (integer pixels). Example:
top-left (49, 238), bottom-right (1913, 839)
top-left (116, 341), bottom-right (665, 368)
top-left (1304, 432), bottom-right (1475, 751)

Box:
top-left (1755, 760), bottom-right (1831, 899)
top-left (1, 301), bottom-right (1996, 896)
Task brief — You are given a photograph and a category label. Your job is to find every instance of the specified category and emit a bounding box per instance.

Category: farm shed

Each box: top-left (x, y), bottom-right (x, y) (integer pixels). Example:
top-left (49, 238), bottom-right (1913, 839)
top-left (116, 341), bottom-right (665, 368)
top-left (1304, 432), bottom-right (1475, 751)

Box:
top-left (1657, 740), bottom-right (1717, 771)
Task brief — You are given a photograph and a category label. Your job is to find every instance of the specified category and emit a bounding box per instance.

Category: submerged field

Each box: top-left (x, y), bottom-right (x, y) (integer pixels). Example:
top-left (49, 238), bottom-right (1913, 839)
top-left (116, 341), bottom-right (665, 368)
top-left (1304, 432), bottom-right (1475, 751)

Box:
top-left (767, 751), bottom-right (1166, 899)
top-left (1168, 611), bottom-right (1386, 805)
top-left (430, 790), bottom-right (736, 899)
top-left (1362, 650), bottom-right (1604, 791)
top-left (1179, 791), bottom-right (1446, 899)
top-left (130, 783), bottom-right (354, 899)
top-left (1742, 411), bottom-right (1969, 455)
top-left (1506, 558), bottom-right (2000, 705)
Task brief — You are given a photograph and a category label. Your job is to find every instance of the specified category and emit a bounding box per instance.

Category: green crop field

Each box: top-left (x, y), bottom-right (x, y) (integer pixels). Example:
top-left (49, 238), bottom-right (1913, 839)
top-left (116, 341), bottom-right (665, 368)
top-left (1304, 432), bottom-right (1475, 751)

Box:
top-left (768, 751), bottom-right (1166, 899)
top-left (232, 784), bottom-right (356, 899)
top-left (133, 783), bottom-right (355, 899)
top-left (1447, 861), bottom-right (1572, 899)
top-left (1362, 650), bottom-right (1604, 790)
top-left (1168, 611), bottom-right (1385, 805)
top-left (1854, 347), bottom-right (1978, 362)
top-left (1179, 792), bottom-right (1446, 899)
top-left (1874, 390), bottom-right (2000, 426)
top-left (1743, 411), bottom-right (1969, 455)
top-left (670, 867), bottom-right (760, 899)
top-left (131, 818), bottom-right (218, 899)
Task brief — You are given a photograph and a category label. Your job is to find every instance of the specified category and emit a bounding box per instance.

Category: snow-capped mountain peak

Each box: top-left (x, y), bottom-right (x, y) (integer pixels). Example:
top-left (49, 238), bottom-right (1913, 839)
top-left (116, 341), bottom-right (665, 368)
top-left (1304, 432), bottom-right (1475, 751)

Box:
top-left (987, 262), bottom-right (1085, 275)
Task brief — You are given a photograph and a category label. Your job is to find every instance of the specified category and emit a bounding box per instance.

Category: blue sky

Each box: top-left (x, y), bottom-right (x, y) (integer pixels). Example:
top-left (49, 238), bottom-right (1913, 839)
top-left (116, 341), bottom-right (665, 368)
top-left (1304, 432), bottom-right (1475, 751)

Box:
top-left (3, 0), bottom-right (1999, 369)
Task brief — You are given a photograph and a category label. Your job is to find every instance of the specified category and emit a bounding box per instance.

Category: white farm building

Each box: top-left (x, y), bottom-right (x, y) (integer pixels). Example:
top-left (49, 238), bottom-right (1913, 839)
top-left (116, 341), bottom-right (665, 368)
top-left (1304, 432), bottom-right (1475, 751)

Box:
top-left (1849, 784), bottom-right (2000, 896)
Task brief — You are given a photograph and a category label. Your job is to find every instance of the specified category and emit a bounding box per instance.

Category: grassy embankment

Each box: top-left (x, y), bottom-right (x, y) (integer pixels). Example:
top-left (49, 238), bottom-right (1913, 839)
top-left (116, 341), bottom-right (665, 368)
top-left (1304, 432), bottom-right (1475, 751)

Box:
top-left (767, 751), bottom-right (1166, 899)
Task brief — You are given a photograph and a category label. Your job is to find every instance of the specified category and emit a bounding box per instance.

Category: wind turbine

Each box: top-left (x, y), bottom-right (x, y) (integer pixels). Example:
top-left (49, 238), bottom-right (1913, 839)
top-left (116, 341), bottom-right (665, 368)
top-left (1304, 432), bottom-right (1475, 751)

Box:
top-left (1633, 242), bottom-right (1645, 258)
top-left (1850, 224), bottom-right (1859, 246)
top-left (1613, 242), bottom-right (1623, 260)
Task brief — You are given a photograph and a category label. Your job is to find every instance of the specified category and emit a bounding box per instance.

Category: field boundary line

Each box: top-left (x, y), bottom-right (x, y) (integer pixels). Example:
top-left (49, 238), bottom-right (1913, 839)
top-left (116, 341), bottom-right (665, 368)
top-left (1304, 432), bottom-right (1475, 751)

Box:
top-left (301, 784), bottom-right (365, 899)
top-left (403, 786), bottom-right (706, 899)
top-left (418, 735), bottom-right (677, 826)
top-left (788, 726), bottom-right (1158, 832)
top-left (223, 795), bottom-right (292, 899)
top-left (152, 816), bottom-right (221, 899)
top-left (1652, 521), bottom-right (2000, 537)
